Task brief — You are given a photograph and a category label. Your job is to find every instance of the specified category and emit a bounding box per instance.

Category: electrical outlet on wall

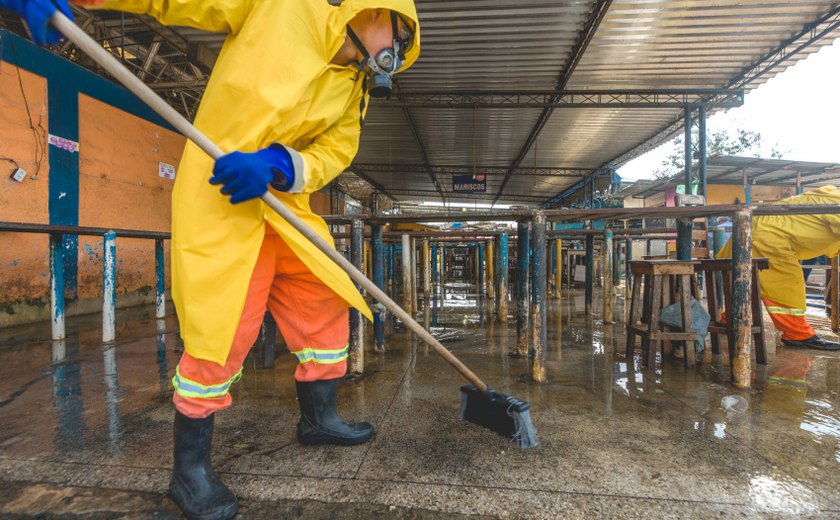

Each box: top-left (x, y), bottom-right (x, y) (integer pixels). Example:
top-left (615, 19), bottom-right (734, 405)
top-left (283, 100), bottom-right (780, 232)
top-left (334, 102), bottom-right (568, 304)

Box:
top-left (11, 168), bottom-right (27, 182)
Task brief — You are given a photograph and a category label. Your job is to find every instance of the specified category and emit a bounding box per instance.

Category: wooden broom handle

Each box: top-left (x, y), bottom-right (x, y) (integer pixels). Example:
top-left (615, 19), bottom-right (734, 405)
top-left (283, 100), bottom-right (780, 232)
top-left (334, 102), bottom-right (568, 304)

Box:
top-left (51, 12), bottom-right (488, 392)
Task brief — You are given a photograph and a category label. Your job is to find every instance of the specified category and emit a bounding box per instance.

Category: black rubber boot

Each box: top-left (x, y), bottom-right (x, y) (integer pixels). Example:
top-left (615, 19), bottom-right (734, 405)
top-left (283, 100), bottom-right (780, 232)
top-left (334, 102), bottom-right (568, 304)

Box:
top-left (296, 378), bottom-right (375, 446)
top-left (782, 335), bottom-right (840, 351)
top-left (169, 411), bottom-right (238, 520)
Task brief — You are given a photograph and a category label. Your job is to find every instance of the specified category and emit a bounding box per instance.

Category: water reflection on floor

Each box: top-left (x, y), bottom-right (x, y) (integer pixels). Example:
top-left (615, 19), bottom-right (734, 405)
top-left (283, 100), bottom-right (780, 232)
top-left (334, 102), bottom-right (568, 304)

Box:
top-left (1, 283), bottom-right (839, 519)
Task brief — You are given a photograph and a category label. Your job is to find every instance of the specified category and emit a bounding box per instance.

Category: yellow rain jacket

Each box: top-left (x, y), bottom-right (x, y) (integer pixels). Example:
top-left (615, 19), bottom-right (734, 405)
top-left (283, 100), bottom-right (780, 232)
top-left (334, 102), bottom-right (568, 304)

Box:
top-left (719, 186), bottom-right (840, 312)
top-left (80, 0), bottom-right (420, 365)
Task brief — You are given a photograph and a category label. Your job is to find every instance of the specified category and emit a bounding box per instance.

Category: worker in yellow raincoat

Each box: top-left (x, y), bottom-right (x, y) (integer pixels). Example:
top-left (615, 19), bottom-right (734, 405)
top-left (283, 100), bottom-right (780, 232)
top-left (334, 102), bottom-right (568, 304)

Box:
top-left (719, 186), bottom-right (840, 352)
top-left (5, 0), bottom-right (419, 518)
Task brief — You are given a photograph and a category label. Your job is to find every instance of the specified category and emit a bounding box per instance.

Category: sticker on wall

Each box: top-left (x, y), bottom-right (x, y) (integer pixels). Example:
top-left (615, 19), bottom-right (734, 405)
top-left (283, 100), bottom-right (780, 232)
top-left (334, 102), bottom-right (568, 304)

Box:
top-left (158, 162), bottom-right (176, 180)
top-left (48, 134), bottom-right (79, 153)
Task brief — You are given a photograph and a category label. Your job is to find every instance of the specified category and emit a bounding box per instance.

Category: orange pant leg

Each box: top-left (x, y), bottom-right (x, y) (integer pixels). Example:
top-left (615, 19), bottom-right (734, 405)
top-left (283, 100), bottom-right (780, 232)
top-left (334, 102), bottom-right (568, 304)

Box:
top-left (172, 229), bottom-right (277, 419)
top-left (763, 297), bottom-right (815, 341)
top-left (268, 234), bottom-right (350, 382)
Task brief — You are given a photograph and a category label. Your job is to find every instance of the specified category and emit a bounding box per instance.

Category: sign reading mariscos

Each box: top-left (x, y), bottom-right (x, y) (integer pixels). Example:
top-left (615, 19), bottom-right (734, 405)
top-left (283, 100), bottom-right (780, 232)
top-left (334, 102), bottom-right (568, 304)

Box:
top-left (452, 174), bottom-right (486, 193)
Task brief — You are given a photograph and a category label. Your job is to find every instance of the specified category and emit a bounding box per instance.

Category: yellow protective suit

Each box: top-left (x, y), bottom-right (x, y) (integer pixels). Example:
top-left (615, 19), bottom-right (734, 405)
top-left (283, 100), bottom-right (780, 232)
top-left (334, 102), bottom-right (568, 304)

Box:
top-left (81, 0), bottom-right (420, 365)
top-left (719, 186), bottom-right (840, 314)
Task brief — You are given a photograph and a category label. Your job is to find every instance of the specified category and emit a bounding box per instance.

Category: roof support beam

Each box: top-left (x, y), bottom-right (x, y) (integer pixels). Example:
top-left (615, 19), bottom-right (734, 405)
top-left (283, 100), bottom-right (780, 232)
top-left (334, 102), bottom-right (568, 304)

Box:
top-left (492, 0), bottom-right (614, 205)
top-left (379, 89), bottom-right (744, 109)
top-left (351, 163), bottom-right (590, 178)
top-left (388, 189), bottom-right (546, 203)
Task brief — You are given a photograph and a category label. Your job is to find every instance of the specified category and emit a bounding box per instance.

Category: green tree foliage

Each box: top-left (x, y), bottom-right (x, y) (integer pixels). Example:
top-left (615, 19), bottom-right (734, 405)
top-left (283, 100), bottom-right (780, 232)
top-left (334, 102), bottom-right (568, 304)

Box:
top-left (652, 129), bottom-right (787, 179)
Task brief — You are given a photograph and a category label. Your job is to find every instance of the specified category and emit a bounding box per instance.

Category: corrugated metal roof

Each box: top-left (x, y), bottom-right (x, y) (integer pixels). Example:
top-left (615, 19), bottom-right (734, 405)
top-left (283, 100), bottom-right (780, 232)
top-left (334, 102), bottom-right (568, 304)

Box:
top-left (353, 0), bottom-right (840, 206)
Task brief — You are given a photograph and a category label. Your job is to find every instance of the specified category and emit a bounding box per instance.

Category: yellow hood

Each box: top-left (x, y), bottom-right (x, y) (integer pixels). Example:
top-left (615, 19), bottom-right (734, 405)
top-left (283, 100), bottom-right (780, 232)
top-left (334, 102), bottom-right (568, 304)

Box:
top-left (328, 0), bottom-right (421, 74)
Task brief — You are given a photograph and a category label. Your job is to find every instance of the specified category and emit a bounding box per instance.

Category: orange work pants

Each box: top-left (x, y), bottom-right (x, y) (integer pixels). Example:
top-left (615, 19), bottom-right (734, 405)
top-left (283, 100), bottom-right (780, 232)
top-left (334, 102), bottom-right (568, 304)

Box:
top-left (763, 297), bottom-right (815, 341)
top-left (173, 225), bottom-right (349, 419)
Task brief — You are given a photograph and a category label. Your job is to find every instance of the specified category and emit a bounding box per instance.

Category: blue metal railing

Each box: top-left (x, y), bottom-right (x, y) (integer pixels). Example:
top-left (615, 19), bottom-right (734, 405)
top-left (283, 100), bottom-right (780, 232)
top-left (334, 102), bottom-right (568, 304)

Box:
top-left (0, 221), bottom-right (170, 342)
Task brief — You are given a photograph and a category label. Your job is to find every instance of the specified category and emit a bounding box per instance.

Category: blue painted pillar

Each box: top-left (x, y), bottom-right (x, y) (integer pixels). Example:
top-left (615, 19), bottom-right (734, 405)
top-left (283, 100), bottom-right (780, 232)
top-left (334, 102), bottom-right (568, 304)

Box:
top-left (155, 239), bottom-right (165, 319)
top-left (432, 242), bottom-right (439, 287)
top-left (743, 170), bottom-right (752, 205)
top-left (515, 222), bottom-right (530, 357)
top-left (676, 106), bottom-right (694, 260)
top-left (49, 233), bottom-right (65, 340)
top-left (349, 219), bottom-right (364, 374)
top-left (530, 212), bottom-right (547, 382)
top-left (585, 233), bottom-right (595, 313)
top-left (477, 242), bottom-right (485, 298)
top-left (102, 231), bottom-right (117, 343)
top-left (497, 233), bottom-right (509, 322)
top-left (372, 224), bottom-right (385, 353)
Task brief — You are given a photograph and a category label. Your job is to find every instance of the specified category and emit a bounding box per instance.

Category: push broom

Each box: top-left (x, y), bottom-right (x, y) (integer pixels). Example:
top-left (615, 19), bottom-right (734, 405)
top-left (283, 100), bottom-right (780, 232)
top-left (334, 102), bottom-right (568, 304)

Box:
top-left (49, 12), bottom-right (538, 448)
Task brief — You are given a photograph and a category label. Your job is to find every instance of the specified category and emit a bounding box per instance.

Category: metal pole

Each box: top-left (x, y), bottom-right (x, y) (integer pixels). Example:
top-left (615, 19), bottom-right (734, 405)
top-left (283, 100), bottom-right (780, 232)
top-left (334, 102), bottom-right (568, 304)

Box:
top-left (432, 242), bottom-right (439, 289)
top-left (401, 234), bottom-right (411, 313)
top-left (677, 106), bottom-right (694, 259)
top-left (515, 222), bottom-right (530, 357)
top-left (699, 104), bottom-right (707, 198)
top-left (498, 233), bottom-right (509, 322)
top-left (743, 170), bottom-right (751, 205)
top-left (603, 228), bottom-right (614, 323)
top-left (585, 233), bottom-right (594, 313)
top-left (102, 231), bottom-right (117, 343)
top-left (530, 212), bottom-right (547, 382)
top-left (372, 224), bottom-right (385, 353)
top-left (625, 236), bottom-right (633, 301)
top-left (49, 233), bottom-right (65, 341)
top-left (155, 238), bottom-right (165, 319)
top-left (554, 239), bottom-right (562, 301)
top-left (411, 237), bottom-right (418, 315)
top-left (349, 219), bottom-right (364, 374)
top-left (731, 208), bottom-right (753, 388)
top-left (486, 239), bottom-right (495, 303)
top-left (423, 238), bottom-right (431, 307)
top-left (478, 242), bottom-right (485, 298)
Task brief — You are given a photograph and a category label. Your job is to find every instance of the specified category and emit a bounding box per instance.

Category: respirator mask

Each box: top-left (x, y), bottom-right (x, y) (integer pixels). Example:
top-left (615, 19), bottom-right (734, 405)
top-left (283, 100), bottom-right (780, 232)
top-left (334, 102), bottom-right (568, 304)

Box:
top-left (347, 11), bottom-right (414, 98)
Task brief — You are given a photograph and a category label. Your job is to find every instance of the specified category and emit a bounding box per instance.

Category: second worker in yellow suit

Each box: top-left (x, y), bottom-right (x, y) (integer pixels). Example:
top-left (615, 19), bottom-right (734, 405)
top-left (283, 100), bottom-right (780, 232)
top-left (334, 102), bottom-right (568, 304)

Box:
top-left (720, 186), bottom-right (840, 352)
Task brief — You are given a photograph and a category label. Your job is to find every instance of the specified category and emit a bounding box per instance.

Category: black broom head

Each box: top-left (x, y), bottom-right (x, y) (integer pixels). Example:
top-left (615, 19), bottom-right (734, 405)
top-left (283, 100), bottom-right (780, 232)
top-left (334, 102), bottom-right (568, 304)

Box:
top-left (459, 384), bottom-right (539, 449)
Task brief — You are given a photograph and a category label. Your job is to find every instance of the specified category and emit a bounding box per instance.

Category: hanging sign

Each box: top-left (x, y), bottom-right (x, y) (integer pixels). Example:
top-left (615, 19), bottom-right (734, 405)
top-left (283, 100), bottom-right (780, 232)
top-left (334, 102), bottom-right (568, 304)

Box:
top-left (452, 174), bottom-right (486, 193)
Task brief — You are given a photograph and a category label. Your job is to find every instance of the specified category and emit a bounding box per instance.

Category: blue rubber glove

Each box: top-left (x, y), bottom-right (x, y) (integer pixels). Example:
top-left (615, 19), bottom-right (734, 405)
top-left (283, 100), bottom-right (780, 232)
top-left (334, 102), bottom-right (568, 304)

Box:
top-left (0, 0), bottom-right (74, 46)
top-left (210, 145), bottom-right (296, 205)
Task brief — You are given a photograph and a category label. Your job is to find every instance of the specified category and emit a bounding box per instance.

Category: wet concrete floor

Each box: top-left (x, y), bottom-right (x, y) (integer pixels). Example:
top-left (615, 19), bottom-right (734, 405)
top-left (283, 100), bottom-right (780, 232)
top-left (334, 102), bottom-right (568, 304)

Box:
top-left (1, 285), bottom-right (839, 519)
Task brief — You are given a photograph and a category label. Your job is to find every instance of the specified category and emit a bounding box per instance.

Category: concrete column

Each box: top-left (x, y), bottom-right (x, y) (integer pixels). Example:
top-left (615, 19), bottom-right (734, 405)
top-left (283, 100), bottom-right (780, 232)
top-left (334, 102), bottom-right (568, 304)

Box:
top-left (372, 224), bottom-right (385, 353)
top-left (401, 234), bottom-right (411, 313)
top-left (349, 219), bottom-right (364, 374)
top-left (49, 233), bottom-right (65, 341)
top-left (603, 228), bottom-right (614, 324)
top-left (477, 242), bottom-right (485, 298)
top-left (515, 222), bottom-right (530, 357)
top-left (102, 231), bottom-right (117, 343)
top-left (731, 208), bottom-right (753, 389)
top-left (498, 233), bottom-right (509, 322)
top-left (530, 212), bottom-right (547, 382)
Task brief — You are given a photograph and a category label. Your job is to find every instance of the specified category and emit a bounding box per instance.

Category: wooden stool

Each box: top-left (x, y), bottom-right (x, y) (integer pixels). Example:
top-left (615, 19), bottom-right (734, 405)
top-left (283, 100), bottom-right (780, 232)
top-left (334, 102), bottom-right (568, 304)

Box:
top-left (694, 258), bottom-right (769, 366)
top-left (626, 260), bottom-right (700, 368)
